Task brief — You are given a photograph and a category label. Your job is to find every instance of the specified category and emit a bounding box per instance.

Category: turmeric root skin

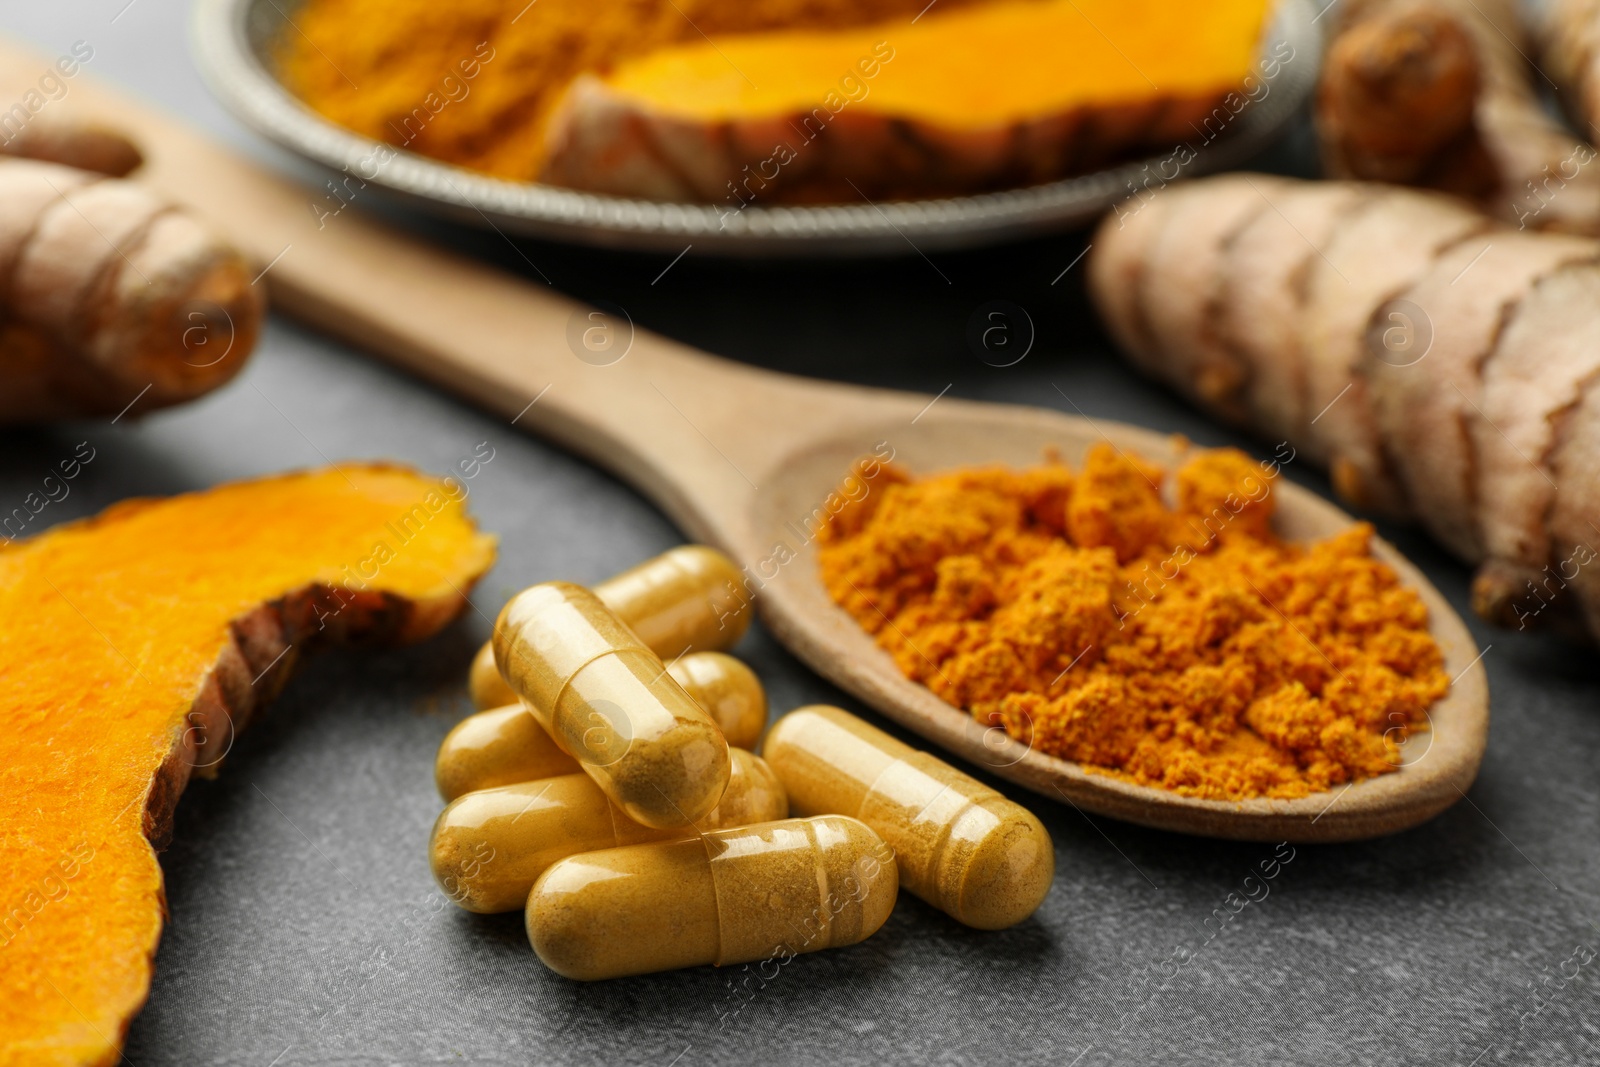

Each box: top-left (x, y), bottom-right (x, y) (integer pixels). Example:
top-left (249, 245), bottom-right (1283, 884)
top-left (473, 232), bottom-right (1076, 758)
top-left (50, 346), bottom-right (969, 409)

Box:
top-left (0, 119), bottom-right (143, 177)
top-left (1541, 0), bottom-right (1600, 149)
top-left (1317, 3), bottom-right (1485, 186)
top-left (1321, 0), bottom-right (1600, 233)
top-left (0, 124), bottom-right (260, 424)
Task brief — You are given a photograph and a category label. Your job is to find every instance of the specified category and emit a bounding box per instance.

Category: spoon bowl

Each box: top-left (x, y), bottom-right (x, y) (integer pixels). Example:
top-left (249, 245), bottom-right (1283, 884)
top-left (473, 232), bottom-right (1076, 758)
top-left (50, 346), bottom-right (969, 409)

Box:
top-left (30, 41), bottom-right (1487, 841)
top-left (740, 405), bottom-right (1486, 841)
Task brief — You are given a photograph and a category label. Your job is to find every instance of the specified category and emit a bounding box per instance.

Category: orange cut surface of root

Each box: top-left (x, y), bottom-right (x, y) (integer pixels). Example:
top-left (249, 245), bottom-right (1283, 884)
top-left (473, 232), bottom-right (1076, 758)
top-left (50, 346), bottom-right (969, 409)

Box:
top-left (0, 465), bottom-right (496, 1067)
top-left (603, 0), bottom-right (1271, 125)
top-left (278, 0), bottom-right (979, 183)
top-left (540, 0), bottom-right (1276, 200)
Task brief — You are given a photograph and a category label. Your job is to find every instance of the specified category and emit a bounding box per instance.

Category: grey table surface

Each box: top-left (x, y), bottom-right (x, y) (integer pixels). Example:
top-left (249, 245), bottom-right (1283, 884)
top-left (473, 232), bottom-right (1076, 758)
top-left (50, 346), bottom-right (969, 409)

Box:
top-left (6, 3), bottom-right (1600, 1065)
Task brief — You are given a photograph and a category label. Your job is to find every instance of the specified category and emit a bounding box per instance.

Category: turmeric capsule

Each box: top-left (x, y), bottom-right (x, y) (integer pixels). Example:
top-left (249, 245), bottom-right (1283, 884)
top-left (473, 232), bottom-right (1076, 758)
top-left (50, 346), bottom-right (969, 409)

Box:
top-left (431, 748), bottom-right (788, 913)
top-left (468, 641), bottom-right (516, 710)
top-left (494, 581), bottom-right (730, 829)
top-left (595, 544), bottom-right (750, 658)
top-left (666, 651), bottom-right (767, 750)
top-left (763, 705), bottom-right (1054, 930)
top-left (439, 651), bottom-right (768, 801)
top-left (466, 544), bottom-right (751, 712)
top-left (434, 703), bottom-right (579, 802)
top-left (526, 815), bottom-right (897, 980)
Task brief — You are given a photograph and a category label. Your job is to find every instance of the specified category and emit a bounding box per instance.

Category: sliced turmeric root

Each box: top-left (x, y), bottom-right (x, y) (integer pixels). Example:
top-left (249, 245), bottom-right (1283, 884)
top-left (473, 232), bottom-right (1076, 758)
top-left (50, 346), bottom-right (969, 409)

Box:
top-left (0, 465), bottom-right (496, 1067)
top-left (540, 0), bottom-right (1277, 202)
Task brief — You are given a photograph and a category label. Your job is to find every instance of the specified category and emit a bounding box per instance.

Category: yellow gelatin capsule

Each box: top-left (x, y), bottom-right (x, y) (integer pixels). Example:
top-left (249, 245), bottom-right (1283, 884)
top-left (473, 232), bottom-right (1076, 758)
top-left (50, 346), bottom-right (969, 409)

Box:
top-left (466, 545), bottom-right (751, 712)
top-left (494, 581), bottom-right (731, 829)
top-left (431, 748), bottom-right (788, 913)
top-left (667, 651), bottom-right (767, 750)
top-left (441, 651), bottom-right (768, 801)
top-left (527, 815), bottom-right (897, 981)
top-left (468, 641), bottom-right (516, 710)
top-left (763, 705), bottom-right (1055, 930)
top-left (434, 703), bottom-right (579, 802)
top-left (595, 544), bottom-right (751, 658)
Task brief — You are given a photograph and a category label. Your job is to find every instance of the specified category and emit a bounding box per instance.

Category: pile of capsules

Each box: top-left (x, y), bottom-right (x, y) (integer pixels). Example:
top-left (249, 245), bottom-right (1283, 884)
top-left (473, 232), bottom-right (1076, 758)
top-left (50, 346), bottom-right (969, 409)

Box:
top-left (429, 545), bottom-right (1056, 981)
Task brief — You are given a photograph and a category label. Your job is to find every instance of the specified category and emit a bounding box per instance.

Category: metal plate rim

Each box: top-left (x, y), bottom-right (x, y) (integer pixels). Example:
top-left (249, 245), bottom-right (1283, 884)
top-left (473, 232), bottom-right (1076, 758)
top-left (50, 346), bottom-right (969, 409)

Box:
top-left (190, 0), bottom-right (1322, 256)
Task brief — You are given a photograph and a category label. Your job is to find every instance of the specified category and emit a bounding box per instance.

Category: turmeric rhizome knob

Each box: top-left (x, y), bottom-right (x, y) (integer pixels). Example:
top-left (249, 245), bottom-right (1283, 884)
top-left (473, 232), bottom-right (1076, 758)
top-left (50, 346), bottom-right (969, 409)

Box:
top-left (440, 650), bottom-right (769, 801)
top-left (526, 815), bottom-right (897, 981)
top-left (493, 581), bottom-right (731, 829)
top-left (466, 544), bottom-right (752, 712)
top-left (431, 748), bottom-right (788, 913)
top-left (763, 705), bottom-right (1055, 930)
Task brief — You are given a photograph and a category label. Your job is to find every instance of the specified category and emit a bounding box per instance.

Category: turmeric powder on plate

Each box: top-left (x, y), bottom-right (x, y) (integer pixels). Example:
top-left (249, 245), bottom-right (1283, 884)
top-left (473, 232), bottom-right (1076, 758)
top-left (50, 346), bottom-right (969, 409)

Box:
top-left (817, 444), bottom-right (1450, 801)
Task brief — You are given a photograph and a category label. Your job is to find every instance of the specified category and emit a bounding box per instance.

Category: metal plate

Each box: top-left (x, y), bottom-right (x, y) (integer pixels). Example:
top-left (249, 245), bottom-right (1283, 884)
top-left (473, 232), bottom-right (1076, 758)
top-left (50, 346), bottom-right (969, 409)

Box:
top-left (190, 0), bottom-right (1322, 256)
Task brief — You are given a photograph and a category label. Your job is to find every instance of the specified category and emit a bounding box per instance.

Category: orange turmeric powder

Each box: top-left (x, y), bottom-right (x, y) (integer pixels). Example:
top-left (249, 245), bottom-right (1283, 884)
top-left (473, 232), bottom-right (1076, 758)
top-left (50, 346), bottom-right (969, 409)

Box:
top-left (818, 445), bottom-right (1451, 801)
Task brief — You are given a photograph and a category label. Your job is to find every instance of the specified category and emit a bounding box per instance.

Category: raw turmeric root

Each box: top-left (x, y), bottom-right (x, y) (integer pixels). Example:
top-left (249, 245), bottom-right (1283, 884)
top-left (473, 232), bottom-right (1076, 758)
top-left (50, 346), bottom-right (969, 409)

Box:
top-left (0, 120), bottom-right (261, 423)
top-left (541, 0), bottom-right (1276, 202)
top-left (1319, 0), bottom-right (1600, 233)
top-left (0, 119), bottom-right (142, 177)
top-left (0, 465), bottom-right (495, 1067)
top-left (1088, 173), bottom-right (1600, 641)
top-left (1542, 0), bottom-right (1600, 140)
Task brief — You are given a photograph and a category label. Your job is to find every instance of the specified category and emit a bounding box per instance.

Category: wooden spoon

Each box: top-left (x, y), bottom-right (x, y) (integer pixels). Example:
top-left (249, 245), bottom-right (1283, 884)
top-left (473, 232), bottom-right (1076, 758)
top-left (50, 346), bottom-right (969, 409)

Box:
top-left (16, 42), bottom-right (1487, 842)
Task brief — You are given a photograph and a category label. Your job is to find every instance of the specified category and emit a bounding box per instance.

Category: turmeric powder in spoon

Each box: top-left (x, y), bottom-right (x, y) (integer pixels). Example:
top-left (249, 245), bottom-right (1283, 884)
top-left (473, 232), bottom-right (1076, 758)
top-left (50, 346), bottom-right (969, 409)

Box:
top-left (817, 445), bottom-right (1450, 801)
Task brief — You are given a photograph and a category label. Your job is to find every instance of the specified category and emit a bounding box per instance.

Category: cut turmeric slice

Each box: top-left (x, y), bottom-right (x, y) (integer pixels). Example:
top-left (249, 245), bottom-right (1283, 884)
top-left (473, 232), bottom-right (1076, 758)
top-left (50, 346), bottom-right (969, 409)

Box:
top-left (0, 465), bottom-right (496, 1067)
top-left (541, 0), bottom-right (1277, 202)
top-left (279, 0), bottom-right (973, 183)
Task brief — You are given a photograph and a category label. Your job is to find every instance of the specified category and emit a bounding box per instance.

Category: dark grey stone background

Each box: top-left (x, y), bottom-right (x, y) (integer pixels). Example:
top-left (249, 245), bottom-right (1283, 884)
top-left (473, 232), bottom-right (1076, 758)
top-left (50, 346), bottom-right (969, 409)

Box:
top-left (6, 3), bottom-right (1600, 1065)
